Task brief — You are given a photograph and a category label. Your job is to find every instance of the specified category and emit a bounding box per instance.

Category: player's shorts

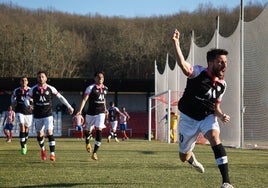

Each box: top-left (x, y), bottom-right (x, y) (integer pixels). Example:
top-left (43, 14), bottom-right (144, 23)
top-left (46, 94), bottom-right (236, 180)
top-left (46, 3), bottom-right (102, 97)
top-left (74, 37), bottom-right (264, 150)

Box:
top-left (34, 116), bottom-right (54, 133)
top-left (75, 125), bottom-right (83, 131)
top-left (120, 123), bottom-right (127, 131)
top-left (85, 113), bottom-right (106, 131)
top-left (178, 113), bottom-right (220, 154)
top-left (4, 123), bottom-right (14, 130)
top-left (110, 121), bottom-right (118, 131)
top-left (16, 113), bottom-right (33, 127)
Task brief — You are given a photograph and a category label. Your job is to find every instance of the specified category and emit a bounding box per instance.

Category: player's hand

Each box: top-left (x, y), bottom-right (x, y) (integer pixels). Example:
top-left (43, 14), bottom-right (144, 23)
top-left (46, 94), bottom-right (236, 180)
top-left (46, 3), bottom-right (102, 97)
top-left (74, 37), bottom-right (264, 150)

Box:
top-left (68, 107), bottom-right (74, 115)
top-left (221, 113), bottom-right (230, 123)
top-left (172, 29), bottom-right (180, 42)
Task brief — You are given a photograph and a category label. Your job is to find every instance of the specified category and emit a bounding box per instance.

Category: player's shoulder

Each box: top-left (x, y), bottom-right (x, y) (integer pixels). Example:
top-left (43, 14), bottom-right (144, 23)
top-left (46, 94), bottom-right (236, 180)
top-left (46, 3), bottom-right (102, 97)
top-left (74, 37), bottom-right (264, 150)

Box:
top-left (31, 84), bottom-right (39, 90)
top-left (189, 65), bottom-right (206, 78)
top-left (13, 87), bottom-right (20, 92)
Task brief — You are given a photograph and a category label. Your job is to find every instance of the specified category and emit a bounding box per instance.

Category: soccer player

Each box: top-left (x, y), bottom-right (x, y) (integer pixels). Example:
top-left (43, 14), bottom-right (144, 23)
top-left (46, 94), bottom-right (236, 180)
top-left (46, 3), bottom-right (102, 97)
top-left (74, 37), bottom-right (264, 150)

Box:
top-left (170, 111), bottom-right (179, 143)
top-left (25, 71), bottom-right (74, 161)
top-left (107, 101), bottom-right (125, 143)
top-left (119, 107), bottom-right (130, 140)
top-left (3, 105), bottom-right (15, 142)
top-left (172, 29), bottom-right (233, 188)
top-left (11, 76), bottom-right (33, 154)
top-left (76, 71), bottom-right (108, 160)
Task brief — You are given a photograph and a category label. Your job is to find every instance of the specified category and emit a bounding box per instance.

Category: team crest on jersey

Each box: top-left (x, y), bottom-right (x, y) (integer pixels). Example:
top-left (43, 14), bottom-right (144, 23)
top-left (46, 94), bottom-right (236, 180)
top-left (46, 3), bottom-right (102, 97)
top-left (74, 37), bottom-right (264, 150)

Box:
top-left (45, 90), bottom-right (49, 95)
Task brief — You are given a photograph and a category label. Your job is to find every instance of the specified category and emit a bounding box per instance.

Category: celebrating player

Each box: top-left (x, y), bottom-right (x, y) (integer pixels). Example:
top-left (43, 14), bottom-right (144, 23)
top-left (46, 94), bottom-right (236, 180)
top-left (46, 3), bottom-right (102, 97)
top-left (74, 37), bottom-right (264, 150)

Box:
top-left (172, 29), bottom-right (233, 188)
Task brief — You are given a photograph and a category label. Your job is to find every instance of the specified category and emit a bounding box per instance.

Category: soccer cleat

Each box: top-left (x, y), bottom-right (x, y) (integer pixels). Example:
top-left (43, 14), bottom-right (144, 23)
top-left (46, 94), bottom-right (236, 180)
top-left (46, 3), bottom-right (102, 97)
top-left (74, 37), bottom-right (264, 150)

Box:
top-left (41, 149), bottom-right (47, 160)
top-left (21, 147), bottom-right (27, 155)
top-left (50, 154), bottom-right (56, 161)
top-left (91, 153), bottom-right (98, 160)
top-left (86, 143), bottom-right (92, 153)
top-left (190, 153), bottom-right (205, 173)
top-left (221, 183), bottom-right (234, 188)
top-left (7, 139), bottom-right (11, 143)
top-left (115, 138), bottom-right (119, 143)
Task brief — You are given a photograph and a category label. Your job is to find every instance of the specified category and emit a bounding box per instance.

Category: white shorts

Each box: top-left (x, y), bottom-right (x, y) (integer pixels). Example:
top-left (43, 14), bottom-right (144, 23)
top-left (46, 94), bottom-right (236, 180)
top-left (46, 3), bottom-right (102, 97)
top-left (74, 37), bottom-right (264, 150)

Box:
top-left (85, 113), bottom-right (106, 131)
top-left (34, 116), bottom-right (54, 133)
top-left (178, 113), bottom-right (220, 154)
top-left (16, 113), bottom-right (33, 127)
top-left (110, 121), bottom-right (118, 131)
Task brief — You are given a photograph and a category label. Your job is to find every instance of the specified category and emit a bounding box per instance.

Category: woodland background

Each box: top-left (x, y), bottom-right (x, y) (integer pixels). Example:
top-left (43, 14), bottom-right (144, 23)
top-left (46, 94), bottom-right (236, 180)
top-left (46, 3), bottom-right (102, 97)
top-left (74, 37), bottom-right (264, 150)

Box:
top-left (0, 2), bottom-right (266, 79)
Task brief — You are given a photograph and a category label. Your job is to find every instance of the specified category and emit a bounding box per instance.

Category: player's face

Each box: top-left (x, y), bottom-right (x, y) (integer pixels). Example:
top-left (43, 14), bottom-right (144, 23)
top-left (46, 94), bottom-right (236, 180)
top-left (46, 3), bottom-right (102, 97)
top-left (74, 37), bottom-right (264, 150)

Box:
top-left (211, 55), bottom-right (227, 79)
top-left (20, 77), bottom-right (28, 87)
top-left (37, 73), bottom-right (47, 85)
top-left (95, 73), bottom-right (104, 85)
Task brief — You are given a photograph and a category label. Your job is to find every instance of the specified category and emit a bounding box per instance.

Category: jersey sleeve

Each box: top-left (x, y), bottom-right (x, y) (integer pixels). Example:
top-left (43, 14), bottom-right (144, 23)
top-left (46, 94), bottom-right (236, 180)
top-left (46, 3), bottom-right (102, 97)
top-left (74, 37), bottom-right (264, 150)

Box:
top-left (188, 65), bottom-right (206, 79)
top-left (216, 81), bottom-right (227, 103)
top-left (84, 84), bottom-right (94, 96)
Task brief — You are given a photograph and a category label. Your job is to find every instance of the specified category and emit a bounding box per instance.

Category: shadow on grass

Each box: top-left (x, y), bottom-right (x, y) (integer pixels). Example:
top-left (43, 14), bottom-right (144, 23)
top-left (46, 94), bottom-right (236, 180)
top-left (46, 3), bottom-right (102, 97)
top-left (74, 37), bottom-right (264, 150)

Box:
top-left (140, 150), bottom-right (156, 154)
top-left (19, 183), bottom-right (88, 188)
top-left (18, 182), bottom-right (130, 187)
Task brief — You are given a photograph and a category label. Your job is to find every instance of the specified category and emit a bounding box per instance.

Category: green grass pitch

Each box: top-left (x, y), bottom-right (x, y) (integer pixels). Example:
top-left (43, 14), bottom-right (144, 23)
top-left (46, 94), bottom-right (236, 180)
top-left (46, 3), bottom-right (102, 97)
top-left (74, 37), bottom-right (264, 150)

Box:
top-left (0, 138), bottom-right (267, 187)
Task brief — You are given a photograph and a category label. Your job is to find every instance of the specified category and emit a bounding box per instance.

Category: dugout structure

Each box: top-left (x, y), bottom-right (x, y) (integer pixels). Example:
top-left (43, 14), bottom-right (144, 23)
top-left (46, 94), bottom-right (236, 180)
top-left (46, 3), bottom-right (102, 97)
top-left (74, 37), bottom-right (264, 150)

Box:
top-left (154, 5), bottom-right (268, 149)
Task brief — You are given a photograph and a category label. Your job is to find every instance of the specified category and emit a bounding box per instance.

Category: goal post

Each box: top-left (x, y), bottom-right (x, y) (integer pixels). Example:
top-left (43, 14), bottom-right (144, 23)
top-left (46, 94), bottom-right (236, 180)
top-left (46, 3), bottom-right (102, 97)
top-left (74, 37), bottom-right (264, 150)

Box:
top-left (148, 90), bottom-right (173, 143)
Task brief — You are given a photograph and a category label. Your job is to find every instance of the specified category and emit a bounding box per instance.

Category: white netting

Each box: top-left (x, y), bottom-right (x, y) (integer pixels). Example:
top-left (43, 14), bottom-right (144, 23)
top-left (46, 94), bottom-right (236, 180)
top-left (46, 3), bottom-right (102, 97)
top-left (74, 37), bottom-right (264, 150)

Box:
top-left (155, 5), bottom-right (268, 148)
top-left (148, 90), bottom-right (180, 143)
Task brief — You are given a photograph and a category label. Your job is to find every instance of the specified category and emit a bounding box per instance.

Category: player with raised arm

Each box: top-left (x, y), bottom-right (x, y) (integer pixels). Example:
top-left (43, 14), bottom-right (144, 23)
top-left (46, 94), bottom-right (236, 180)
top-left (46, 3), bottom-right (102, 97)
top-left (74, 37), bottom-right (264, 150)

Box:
top-left (172, 29), bottom-right (233, 188)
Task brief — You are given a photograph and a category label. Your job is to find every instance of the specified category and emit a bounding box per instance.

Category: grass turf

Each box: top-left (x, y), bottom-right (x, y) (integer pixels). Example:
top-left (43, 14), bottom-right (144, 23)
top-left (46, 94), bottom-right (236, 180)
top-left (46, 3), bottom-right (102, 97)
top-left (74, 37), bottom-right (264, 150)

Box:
top-left (0, 138), bottom-right (267, 188)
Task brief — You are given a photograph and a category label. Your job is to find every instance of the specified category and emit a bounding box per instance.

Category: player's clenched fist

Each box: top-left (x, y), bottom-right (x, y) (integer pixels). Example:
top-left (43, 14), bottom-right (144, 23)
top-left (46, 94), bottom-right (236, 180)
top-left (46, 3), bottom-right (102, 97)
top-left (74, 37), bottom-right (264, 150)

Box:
top-left (172, 29), bottom-right (180, 42)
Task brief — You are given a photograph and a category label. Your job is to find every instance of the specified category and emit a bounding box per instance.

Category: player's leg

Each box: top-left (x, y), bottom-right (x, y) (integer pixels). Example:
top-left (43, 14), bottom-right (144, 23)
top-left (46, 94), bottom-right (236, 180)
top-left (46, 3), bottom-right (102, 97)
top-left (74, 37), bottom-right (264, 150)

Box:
top-left (24, 114), bottom-right (33, 145)
top-left (113, 121), bottom-right (119, 142)
top-left (9, 125), bottom-right (13, 141)
top-left (84, 114), bottom-right (94, 153)
top-left (178, 113), bottom-right (204, 173)
top-left (91, 113), bottom-right (106, 160)
top-left (46, 116), bottom-right (55, 161)
top-left (17, 114), bottom-right (25, 150)
top-left (4, 126), bottom-right (9, 141)
top-left (202, 115), bottom-right (232, 187)
top-left (35, 118), bottom-right (46, 160)
top-left (20, 123), bottom-right (27, 154)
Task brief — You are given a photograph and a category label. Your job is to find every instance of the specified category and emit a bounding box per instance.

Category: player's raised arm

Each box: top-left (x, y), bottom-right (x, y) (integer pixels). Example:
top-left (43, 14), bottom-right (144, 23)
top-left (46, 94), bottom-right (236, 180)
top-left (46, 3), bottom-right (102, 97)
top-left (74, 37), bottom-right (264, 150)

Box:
top-left (172, 29), bottom-right (192, 76)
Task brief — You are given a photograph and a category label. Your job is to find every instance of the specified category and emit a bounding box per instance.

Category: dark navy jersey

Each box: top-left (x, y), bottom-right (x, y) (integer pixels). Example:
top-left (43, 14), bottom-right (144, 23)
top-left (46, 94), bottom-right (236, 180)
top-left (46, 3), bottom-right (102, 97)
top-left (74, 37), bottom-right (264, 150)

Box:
top-left (84, 84), bottom-right (108, 115)
top-left (12, 87), bottom-right (32, 115)
top-left (28, 84), bottom-right (59, 118)
top-left (178, 65), bottom-right (226, 120)
top-left (108, 106), bottom-right (119, 122)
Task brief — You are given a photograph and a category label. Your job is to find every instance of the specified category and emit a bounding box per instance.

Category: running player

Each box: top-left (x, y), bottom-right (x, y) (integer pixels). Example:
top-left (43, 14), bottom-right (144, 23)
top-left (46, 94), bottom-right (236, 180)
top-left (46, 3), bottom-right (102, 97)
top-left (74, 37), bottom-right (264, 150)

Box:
top-left (172, 29), bottom-right (233, 188)
top-left (107, 101), bottom-right (125, 143)
top-left (11, 76), bottom-right (33, 155)
top-left (25, 71), bottom-right (74, 161)
top-left (76, 71), bottom-right (108, 161)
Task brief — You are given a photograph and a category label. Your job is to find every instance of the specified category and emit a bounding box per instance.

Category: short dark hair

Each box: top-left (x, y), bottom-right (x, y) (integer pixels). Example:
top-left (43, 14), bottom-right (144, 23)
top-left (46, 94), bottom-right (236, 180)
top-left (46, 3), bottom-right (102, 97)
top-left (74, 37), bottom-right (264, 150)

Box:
top-left (94, 71), bottom-right (104, 77)
top-left (206, 48), bottom-right (228, 62)
top-left (37, 70), bottom-right (47, 76)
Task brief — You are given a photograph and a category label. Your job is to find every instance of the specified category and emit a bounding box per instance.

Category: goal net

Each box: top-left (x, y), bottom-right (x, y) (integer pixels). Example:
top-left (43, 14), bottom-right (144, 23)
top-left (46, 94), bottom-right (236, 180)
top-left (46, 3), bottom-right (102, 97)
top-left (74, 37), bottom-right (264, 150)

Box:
top-left (148, 90), bottom-right (180, 143)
